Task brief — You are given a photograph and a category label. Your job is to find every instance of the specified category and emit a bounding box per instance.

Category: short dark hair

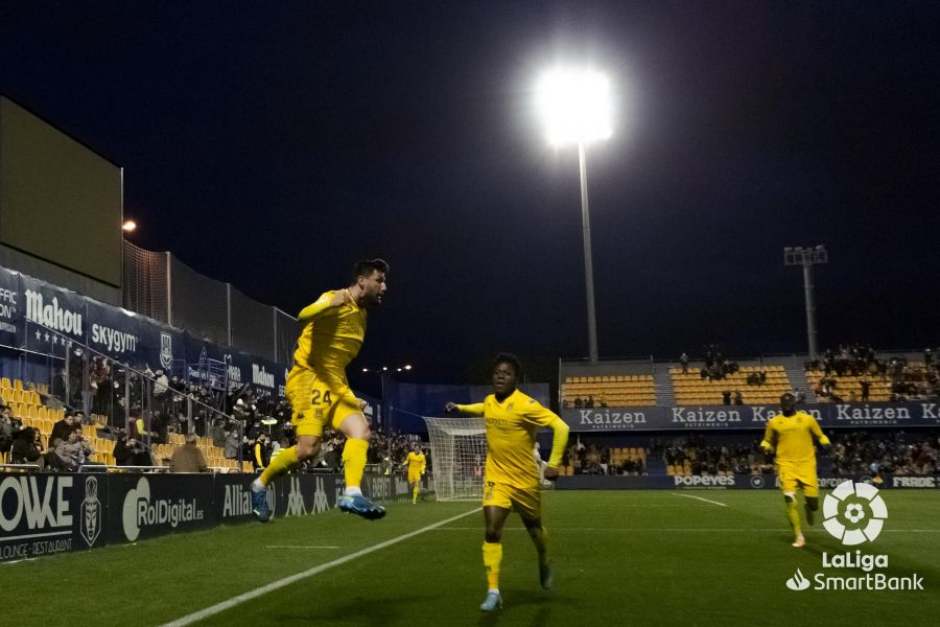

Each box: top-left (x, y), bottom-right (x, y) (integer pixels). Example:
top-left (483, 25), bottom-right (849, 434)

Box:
top-left (492, 352), bottom-right (523, 378)
top-left (353, 258), bottom-right (390, 281)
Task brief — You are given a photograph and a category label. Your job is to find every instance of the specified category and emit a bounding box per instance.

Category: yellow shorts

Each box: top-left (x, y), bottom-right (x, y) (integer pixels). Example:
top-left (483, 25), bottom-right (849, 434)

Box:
top-left (285, 368), bottom-right (360, 438)
top-left (408, 470), bottom-right (422, 484)
top-left (482, 481), bottom-right (541, 520)
top-left (777, 464), bottom-right (819, 498)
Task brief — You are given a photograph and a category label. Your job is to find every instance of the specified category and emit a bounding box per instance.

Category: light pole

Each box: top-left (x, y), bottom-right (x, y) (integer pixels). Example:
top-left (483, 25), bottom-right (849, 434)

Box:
top-left (536, 68), bottom-right (613, 363)
top-left (784, 245), bottom-right (828, 360)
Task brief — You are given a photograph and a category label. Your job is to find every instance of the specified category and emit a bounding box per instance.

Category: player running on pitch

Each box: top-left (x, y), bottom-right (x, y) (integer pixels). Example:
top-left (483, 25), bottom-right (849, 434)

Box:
top-left (446, 353), bottom-right (570, 612)
top-left (404, 443), bottom-right (426, 504)
top-left (252, 259), bottom-right (389, 521)
top-left (760, 391), bottom-right (831, 548)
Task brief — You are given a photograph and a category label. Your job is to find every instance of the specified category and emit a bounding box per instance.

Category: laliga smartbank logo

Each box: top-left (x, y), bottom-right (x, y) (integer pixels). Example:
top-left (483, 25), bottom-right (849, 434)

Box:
top-left (822, 480), bottom-right (887, 545)
top-left (785, 481), bottom-right (924, 592)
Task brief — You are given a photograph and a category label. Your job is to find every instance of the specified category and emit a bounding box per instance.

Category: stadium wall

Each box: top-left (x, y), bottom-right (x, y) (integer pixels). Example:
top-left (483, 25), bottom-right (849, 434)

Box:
top-left (0, 471), bottom-right (430, 563)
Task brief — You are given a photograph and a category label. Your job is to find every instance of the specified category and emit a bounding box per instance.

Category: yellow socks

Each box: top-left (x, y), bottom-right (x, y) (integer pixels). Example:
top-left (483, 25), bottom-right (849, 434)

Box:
top-left (412, 485), bottom-right (420, 504)
top-left (258, 446), bottom-right (298, 486)
top-left (786, 498), bottom-right (802, 537)
top-left (342, 438), bottom-right (369, 492)
top-left (482, 542), bottom-right (502, 591)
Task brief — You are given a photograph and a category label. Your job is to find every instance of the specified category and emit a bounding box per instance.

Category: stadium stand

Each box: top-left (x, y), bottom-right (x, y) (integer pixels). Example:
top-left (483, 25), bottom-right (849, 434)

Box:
top-left (561, 375), bottom-right (656, 407)
top-left (670, 365), bottom-right (792, 405)
top-left (0, 376), bottom-right (247, 471)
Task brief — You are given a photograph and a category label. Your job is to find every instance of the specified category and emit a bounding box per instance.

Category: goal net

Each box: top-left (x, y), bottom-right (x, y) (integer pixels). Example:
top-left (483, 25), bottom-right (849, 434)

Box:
top-left (423, 416), bottom-right (487, 501)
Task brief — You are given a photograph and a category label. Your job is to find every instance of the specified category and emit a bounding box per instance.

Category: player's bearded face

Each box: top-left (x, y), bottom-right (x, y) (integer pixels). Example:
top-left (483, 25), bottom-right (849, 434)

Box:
top-left (358, 271), bottom-right (387, 307)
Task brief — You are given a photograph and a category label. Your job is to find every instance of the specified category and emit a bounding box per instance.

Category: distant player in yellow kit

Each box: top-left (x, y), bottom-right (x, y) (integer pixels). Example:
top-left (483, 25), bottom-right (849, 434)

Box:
top-left (404, 444), bottom-right (426, 504)
top-left (251, 259), bottom-right (389, 521)
top-left (446, 353), bottom-right (570, 612)
top-left (760, 392), bottom-right (831, 548)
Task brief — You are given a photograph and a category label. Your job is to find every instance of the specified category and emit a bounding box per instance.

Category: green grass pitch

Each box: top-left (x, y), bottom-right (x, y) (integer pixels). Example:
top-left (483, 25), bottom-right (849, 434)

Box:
top-left (3, 490), bottom-right (939, 626)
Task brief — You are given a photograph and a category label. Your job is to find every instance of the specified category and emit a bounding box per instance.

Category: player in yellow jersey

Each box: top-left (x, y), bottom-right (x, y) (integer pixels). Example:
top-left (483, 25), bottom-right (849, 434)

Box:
top-left (404, 443), bottom-right (426, 504)
top-left (251, 259), bottom-right (389, 522)
top-left (446, 353), bottom-right (570, 612)
top-left (760, 392), bottom-right (831, 548)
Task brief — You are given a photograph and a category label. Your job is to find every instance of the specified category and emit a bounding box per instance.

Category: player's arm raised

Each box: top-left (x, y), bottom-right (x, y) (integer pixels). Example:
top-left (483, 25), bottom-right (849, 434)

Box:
top-left (297, 289), bottom-right (353, 324)
top-left (521, 399), bottom-right (570, 480)
top-left (446, 401), bottom-right (485, 415)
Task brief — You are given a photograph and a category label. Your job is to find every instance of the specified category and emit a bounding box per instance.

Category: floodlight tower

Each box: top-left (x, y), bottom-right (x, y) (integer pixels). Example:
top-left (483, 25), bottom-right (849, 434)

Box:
top-left (784, 245), bottom-right (828, 360)
top-left (536, 68), bottom-right (613, 363)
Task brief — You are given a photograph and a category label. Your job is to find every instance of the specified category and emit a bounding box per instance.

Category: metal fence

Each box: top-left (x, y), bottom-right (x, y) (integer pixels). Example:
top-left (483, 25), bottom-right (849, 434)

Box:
top-left (123, 242), bottom-right (297, 362)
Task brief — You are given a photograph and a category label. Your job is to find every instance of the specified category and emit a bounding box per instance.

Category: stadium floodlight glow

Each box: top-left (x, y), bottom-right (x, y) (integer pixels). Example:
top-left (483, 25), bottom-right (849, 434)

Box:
top-left (382, 366), bottom-right (388, 372)
top-left (122, 219), bottom-right (137, 233)
top-left (536, 67), bottom-right (613, 147)
top-left (535, 65), bottom-right (615, 362)
top-left (362, 367), bottom-right (369, 373)
top-left (404, 364), bottom-right (412, 371)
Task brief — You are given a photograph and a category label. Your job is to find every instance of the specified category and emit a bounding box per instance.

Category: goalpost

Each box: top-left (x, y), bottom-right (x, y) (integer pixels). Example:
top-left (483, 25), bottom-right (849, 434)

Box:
top-left (423, 416), bottom-right (487, 501)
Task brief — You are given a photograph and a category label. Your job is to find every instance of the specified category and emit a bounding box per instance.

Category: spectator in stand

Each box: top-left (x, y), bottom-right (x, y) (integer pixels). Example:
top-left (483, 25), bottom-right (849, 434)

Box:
top-left (113, 434), bottom-right (153, 467)
top-left (860, 379), bottom-right (871, 402)
top-left (573, 397), bottom-right (583, 409)
top-left (585, 396), bottom-right (595, 409)
top-left (54, 430), bottom-right (93, 471)
top-left (680, 352), bottom-right (689, 374)
top-left (224, 428), bottom-right (240, 460)
top-left (733, 391), bottom-right (744, 405)
top-left (0, 406), bottom-right (17, 455)
top-left (10, 427), bottom-right (44, 468)
top-left (49, 410), bottom-right (81, 447)
top-left (253, 434), bottom-right (271, 470)
top-left (722, 390), bottom-right (731, 405)
top-left (170, 433), bottom-right (209, 473)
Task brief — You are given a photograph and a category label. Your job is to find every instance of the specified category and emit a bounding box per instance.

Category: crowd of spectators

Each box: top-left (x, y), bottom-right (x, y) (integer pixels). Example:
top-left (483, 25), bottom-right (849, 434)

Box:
top-left (564, 430), bottom-right (940, 478)
top-left (830, 431), bottom-right (938, 477)
top-left (808, 344), bottom-right (940, 402)
top-left (563, 441), bottom-right (646, 476)
top-left (681, 344), bottom-right (742, 381)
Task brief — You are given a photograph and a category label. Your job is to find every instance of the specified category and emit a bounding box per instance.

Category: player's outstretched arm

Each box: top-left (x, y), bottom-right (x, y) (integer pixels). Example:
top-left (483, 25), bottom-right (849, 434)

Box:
top-left (297, 289), bottom-right (352, 324)
top-left (446, 401), bottom-right (484, 416)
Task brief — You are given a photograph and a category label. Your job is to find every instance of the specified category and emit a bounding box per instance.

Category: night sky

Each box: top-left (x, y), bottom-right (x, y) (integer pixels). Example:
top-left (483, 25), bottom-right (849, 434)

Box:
top-left (2, 2), bottom-right (939, 389)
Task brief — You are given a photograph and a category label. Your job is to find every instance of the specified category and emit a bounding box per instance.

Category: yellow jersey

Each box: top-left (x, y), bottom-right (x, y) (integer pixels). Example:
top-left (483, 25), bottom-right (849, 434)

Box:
top-left (291, 290), bottom-right (366, 404)
top-left (457, 388), bottom-right (569, 490)
top-left (761, 411), bottom-right (830, 467)
top-left (406, 451), bottom-right (426, 473)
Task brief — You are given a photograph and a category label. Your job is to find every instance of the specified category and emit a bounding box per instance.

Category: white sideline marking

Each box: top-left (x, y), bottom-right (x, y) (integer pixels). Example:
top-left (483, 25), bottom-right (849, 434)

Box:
top-left (673, 493), bottom-right (728, 508)
top-left (160, 507), bottom-right (482, 627)
top-left (264, 545), bottom-right (341, 550)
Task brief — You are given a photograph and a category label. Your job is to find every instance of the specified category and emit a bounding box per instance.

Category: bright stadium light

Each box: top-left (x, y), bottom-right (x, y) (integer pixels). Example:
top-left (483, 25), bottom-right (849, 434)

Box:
top-left (404, 364), bottom-right (412, 371)
top-left (536, 67), bottom-right (612, 147)
top-left (362, 367), bottom-right (369, 373)
top-left (535, 65), bottom-right (614, 362)
top-left (122, 219), bottom-right (137, 233)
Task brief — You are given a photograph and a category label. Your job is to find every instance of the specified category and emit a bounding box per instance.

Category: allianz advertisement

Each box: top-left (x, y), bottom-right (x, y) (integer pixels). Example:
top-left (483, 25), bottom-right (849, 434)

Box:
top-left (563, 402), bottom-right (940, 432)
top-left (0, 472), bottom-right (426, 563)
